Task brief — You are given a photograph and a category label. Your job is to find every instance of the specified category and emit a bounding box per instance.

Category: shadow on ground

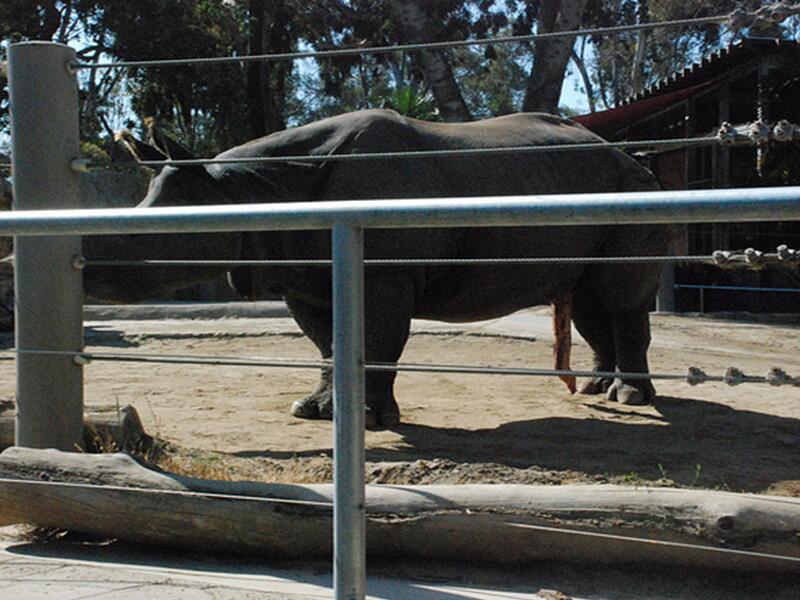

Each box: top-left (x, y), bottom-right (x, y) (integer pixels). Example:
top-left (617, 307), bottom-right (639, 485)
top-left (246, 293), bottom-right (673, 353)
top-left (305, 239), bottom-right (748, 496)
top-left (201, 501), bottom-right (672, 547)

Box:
top-left (4, 536), bottom-right (800, 599)
top-left (0, 326), bottom-right (138, 351)
top-left (236, 396), bottom-right (800, 492)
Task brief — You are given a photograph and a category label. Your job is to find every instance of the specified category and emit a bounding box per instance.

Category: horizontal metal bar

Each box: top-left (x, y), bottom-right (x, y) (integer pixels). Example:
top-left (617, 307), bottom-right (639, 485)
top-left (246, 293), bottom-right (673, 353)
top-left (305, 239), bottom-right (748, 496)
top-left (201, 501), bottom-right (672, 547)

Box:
top-left (2, 187), bottom-right (800, 236)
top-left (675, 284), bottom-right (800, 294)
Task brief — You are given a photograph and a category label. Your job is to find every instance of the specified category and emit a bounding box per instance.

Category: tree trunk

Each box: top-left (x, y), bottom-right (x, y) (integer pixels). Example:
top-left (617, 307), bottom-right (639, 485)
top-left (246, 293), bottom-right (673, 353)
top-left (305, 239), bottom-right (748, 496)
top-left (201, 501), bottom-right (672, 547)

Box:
top-left (1, 447), bottom-right (799, 570)
top-left (571, 44), bottom-right (596, 113)
top-left (261, 0), bottom-right (289, 134)
top-left (246, 0), bottom-right (267, 139)
top-left (246, 0), bottom-right (287, 139)
top-left (389, 0), bottom-right (472, 122)
top-left (522, 0), bottom-right (589, 114)
top-left (38, 0), bottom-right (62, 40)
top-left (630, 0), bottom-right (649, 95)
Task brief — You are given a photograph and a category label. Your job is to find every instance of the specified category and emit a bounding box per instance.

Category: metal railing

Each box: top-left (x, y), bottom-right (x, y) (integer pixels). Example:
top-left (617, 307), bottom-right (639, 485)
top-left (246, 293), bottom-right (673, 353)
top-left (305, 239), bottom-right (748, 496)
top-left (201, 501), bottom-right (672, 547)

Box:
top-left (7, 39), bottom-right (800, 600)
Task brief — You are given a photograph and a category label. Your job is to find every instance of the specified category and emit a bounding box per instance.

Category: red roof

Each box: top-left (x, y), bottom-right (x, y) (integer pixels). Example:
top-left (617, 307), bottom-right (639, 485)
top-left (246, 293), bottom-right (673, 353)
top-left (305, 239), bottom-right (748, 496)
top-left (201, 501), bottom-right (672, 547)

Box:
top-left (571, 38), bottom-right (799, 139)
top-left (571, 82), bottom-right (712, 138)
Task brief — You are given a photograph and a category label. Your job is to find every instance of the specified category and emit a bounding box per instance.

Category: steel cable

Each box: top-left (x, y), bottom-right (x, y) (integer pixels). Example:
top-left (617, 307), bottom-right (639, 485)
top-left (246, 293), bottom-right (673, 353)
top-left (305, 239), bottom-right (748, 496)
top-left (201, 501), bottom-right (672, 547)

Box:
top-left (81, 118), bottom-right (800, 171)
top-left (2, 348), bottom-right (795, 387)
top-left (99, 136), bottom-right (721, 170)
top-left (72, 5), bottom-right (800, 71)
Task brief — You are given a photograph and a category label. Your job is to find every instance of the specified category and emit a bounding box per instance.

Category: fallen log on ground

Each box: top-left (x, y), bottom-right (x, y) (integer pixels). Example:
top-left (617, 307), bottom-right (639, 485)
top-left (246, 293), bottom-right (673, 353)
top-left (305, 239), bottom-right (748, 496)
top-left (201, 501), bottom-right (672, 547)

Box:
top-left (0, 447), bottom-right (798, 571)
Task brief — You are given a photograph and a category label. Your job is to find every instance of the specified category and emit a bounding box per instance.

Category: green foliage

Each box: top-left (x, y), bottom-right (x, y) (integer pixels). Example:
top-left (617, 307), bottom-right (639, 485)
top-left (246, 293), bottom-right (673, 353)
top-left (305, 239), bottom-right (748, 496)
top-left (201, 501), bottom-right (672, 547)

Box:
top-left (94, 0), bottom-right (251, 154)
top-left (581, 0), bottom-right (790, 109)
top-left (451, 37), bottom-right (529, 119)
top-left (79, 141), bottom-right (109, 165)
top-left (379, 85), bottom-right (439, 120)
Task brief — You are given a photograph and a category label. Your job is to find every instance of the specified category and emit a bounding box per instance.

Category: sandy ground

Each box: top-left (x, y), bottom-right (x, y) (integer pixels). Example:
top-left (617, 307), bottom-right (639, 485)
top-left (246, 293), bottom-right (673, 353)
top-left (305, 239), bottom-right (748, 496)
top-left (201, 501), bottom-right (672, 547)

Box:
top-left (2, 307), bottom-right (797, 494)
top-left (1, 308), bottom-right (800, 598)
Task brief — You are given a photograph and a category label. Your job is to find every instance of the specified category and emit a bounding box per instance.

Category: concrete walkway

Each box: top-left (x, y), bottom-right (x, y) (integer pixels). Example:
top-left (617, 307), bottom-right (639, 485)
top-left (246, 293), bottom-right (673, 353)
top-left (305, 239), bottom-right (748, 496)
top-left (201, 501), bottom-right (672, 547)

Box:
top-left (3, 525), bottom-right (798, 599)
top-left (0, 527), bottom-right (566, 600)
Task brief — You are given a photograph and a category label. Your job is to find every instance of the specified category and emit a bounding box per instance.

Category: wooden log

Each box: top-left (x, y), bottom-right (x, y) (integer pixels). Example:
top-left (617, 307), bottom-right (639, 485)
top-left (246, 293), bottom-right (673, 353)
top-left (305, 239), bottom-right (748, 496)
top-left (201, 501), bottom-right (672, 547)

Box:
top-left (0, 447), bottom-right (799, 571)
top-left (0, 405), bottom-right (153, 453)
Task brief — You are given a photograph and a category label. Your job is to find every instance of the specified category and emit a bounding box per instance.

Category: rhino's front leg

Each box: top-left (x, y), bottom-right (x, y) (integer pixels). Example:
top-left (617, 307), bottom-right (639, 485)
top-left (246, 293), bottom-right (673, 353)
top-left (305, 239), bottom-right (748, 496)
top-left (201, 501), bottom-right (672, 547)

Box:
top-left (286, 296), bottom-right (335, 420)
top-left (287, 274), bottom-right (415, 429)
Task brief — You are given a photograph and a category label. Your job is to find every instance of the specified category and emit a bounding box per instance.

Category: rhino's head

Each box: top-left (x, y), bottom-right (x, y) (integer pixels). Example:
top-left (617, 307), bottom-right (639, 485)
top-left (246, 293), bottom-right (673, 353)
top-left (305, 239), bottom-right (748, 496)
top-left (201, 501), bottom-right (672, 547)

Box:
top-left (83, 126), bottom-right (241, 303)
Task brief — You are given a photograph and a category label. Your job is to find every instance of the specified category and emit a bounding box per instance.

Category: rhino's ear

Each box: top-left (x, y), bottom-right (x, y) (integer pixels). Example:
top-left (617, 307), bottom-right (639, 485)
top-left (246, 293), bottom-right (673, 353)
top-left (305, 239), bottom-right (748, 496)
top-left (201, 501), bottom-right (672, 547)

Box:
top-left (145, 118), bottom-right (196, 161)
top-left (114, 129), bottom-right (167, 162)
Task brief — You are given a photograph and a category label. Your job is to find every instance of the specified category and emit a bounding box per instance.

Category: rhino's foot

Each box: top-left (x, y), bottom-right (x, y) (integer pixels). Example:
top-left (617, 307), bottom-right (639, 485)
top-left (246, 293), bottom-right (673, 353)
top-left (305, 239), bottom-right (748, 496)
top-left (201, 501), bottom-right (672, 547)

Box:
top-left (605, 379), bottom-right (655, 406)
top-left (291, 391), bottom-right (333, 421)
top-left (579, 376), bottom-right (613, 396)
top-left (366, 404), bottom-right (401, 430)
top-left (290, 393), bottom-right (400, 429)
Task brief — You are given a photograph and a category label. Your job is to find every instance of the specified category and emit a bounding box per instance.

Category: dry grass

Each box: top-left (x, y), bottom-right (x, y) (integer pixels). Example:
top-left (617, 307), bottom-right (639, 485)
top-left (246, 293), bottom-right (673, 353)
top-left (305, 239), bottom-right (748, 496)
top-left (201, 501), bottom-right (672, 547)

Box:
top-left (153, 449), bottom-right (334, 484)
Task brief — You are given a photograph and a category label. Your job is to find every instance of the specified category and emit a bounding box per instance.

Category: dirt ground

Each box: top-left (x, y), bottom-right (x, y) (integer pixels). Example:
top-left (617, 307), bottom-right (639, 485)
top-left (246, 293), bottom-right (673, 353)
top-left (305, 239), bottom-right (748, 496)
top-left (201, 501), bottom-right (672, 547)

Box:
top-left (1, 308), bottom-right (799, 495)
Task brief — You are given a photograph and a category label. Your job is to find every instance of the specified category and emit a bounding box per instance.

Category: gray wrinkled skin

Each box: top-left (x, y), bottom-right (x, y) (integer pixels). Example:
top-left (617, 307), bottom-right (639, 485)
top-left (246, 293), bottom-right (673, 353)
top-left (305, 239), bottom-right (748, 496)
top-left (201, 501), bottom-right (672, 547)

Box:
top-left (84, 109), bottom-right (671, 429)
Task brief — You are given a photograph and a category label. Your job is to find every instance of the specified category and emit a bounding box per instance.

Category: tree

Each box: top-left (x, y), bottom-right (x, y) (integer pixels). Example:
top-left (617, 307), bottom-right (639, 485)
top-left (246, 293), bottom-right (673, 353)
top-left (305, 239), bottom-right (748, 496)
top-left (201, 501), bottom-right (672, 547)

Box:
top-left (389, 0), bottom-right (472, 121)
top-left (523, 0), bottom-right (590, 113)
top-left (5, 0), bottom-right (786, 159)
top-left (583, 0), bottom-right (770, 110)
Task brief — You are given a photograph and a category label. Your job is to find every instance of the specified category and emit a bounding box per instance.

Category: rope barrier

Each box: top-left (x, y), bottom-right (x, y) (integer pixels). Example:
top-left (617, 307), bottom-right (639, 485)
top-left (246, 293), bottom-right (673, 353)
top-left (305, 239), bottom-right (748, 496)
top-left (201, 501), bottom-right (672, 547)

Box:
top-left (77, 246), bottom-right (800, 270)
top-left (4, 348), bottom-right (797, 387)
top-left (72, 4), bottom-right (800, 72)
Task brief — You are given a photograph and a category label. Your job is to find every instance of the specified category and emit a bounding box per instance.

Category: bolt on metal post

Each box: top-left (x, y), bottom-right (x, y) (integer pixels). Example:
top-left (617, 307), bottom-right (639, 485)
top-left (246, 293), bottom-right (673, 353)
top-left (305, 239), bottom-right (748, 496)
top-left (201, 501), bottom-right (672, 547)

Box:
top-left (9, 42), bottom-right (84, 450)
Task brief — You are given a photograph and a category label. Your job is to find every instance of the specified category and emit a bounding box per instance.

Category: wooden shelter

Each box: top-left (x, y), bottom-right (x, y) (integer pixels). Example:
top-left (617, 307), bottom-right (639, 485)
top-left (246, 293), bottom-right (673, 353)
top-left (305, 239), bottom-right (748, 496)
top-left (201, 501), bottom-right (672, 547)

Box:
top-left (575, 38), bottom-right (800, 313)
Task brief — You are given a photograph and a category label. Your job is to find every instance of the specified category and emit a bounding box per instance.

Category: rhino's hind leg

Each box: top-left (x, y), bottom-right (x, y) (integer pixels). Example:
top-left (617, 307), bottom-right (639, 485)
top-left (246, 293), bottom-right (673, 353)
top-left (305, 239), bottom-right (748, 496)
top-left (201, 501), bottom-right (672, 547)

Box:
top-left (573, 258), bottom-right (660, 405)
top-left (572, 302), bottom-right (616, 396)
top-left (606, 308), bottom-right (656, 406)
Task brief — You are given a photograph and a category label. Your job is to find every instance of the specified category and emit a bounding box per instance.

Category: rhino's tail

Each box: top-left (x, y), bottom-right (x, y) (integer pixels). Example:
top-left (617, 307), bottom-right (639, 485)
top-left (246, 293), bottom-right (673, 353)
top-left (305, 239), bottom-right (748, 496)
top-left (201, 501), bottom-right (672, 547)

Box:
top-left (552, 293), bottom-right (576, 393)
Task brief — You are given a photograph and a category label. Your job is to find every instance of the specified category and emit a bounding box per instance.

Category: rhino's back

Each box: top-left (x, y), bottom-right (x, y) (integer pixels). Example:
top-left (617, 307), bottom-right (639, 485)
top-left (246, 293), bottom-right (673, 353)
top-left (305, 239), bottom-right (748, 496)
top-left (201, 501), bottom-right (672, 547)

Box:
top-left (214, 109), bottom-right (657, 201)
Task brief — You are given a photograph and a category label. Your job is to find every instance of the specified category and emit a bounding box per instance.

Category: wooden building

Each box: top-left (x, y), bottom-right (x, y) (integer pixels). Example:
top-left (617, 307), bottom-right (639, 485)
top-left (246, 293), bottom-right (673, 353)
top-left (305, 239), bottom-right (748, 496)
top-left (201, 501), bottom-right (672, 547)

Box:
top-left (575, 38), bottom-right (800, 313)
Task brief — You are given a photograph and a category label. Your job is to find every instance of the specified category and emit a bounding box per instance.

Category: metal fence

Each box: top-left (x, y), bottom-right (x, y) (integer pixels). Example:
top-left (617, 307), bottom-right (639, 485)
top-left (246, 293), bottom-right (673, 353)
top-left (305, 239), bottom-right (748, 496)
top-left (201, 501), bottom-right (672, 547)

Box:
top-left (6, 38), bottom-right (800, 600)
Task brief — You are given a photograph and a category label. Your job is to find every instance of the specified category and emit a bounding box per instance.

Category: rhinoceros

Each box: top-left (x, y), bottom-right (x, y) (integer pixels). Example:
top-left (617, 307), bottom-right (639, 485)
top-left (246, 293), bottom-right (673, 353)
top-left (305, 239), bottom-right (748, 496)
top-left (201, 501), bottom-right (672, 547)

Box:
top-left (84, 109), bottom-right (670, 428)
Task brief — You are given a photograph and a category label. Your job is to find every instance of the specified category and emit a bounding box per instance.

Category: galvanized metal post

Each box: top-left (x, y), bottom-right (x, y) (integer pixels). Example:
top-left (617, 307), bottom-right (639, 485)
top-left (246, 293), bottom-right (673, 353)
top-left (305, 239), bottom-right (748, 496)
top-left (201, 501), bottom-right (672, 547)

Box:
top-left (656, 262), bottom-right (676, 313)
top-left (8, 42), bottom-right (84, 449)
top-left (331, 223), bottom-right (366, 600)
